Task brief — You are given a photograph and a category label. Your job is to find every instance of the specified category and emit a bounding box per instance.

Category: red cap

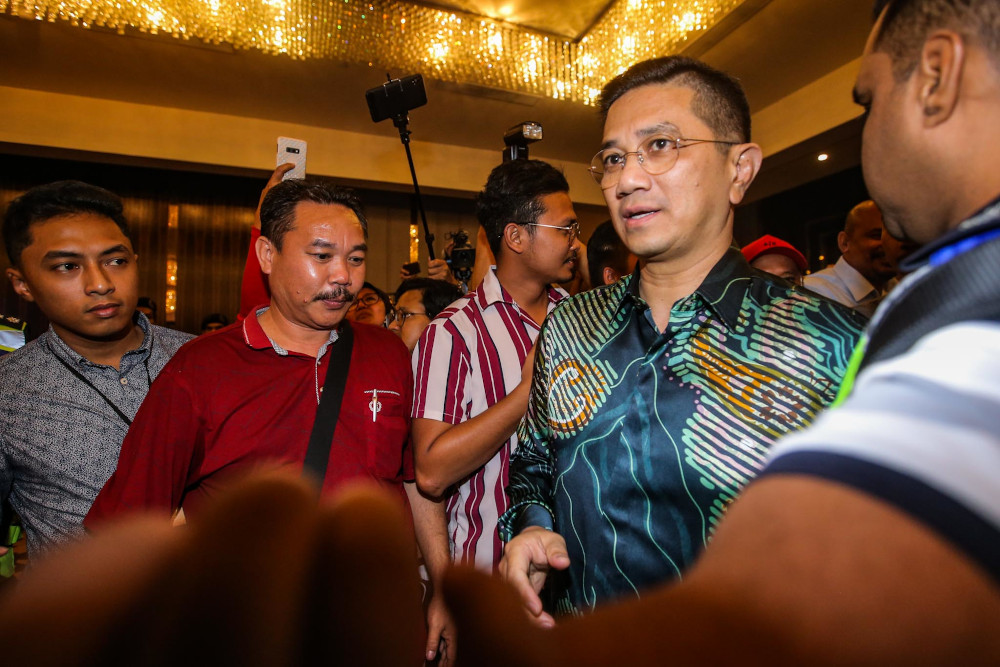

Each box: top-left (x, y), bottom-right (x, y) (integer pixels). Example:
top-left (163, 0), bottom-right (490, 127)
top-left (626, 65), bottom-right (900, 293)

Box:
top-left (741, 235), bottom-right (808, 271)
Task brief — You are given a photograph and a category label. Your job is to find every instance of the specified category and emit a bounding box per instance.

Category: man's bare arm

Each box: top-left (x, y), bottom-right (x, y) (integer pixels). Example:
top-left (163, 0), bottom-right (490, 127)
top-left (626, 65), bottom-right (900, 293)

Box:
top-left (445, 475), bottom-right (1000, 665)
top-left (412, 344), bottom-right (535, 497)
top-left (404, 482), bottom-right (455, 666)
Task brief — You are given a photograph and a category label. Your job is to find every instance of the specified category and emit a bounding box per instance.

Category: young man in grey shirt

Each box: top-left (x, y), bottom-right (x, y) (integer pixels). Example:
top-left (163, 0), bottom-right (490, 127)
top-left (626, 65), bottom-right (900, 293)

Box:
top-left (0, 181), bottom-right (191, 558)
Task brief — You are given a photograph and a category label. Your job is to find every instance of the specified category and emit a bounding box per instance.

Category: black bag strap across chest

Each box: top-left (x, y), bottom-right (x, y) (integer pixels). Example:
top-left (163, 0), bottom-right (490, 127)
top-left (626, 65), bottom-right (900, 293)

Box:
top-left (304, 322), bottom-right (354, 483)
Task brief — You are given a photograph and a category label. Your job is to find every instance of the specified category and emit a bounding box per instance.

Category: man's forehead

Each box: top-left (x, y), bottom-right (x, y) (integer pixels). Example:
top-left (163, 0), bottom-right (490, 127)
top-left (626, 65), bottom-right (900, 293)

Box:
top-left (288, 202), bottom-right (366, 243)
top-left (855, 49), bottom-right (888, 88)
top-left (856, 6), bottom-right (894, 87)
top-left (539, 192), bottom-right (576, 221)
top-left (30, 212), bottom-right (129, 245)
top-left (603, 83), bottom-right (698, 141)
top-left (864, 5), bottom-right (888, 57)
top-left (293, 200), bottom-right (360, 224)
top-left (398, 290), bottom-right (423, 306)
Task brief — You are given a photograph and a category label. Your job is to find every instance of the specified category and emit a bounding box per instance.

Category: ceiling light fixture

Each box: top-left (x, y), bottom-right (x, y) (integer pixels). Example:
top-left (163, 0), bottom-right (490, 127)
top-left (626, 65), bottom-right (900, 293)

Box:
top-left (0, 0), bottom-right (747, 105)
top-left (817, 153), bottom-right (829, 161)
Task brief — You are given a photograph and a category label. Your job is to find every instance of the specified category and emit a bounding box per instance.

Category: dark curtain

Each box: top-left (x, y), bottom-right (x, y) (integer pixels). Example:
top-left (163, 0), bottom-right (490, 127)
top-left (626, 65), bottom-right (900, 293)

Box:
top-left (173, 203), bottom-right (253, 333)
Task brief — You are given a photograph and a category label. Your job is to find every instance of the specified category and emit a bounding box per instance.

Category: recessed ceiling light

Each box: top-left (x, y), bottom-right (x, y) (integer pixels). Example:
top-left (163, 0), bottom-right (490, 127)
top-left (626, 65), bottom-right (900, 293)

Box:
top-left (817, 153), bottom-right (829, 162)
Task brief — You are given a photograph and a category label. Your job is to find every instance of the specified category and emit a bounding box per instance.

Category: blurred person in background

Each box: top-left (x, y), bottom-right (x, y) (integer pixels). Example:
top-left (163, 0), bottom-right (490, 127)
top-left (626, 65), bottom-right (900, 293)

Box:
top-left (804, 200), bottom-right (896, 316)
top-left (346, 282), bottom-right (393, 328)
top-left (741, 234), bottom-right (808, 285)
top-left (587, 219), bottom-right (637, 288)
top-left (389, 278), bottom-right (463, 353)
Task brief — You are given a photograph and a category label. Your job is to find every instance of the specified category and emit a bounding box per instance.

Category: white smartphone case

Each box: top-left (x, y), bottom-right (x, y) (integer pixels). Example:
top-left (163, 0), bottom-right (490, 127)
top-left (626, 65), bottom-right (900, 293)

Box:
top-left (277, 137), bottom-right (307, 180)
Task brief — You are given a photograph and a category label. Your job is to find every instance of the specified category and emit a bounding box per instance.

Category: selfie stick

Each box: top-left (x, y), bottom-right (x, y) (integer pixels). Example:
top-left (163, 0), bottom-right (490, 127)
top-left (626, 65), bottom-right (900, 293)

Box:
top-left (366, 73), bottom-right (435, 261)
top-left (390, 110), bottom-right (435, 261)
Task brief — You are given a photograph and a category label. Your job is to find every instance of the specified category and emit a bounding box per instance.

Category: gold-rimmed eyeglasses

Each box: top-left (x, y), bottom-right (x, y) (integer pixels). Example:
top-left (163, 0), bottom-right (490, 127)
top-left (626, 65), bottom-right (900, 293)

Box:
top-left (589, 134), bottom-right (738, 189)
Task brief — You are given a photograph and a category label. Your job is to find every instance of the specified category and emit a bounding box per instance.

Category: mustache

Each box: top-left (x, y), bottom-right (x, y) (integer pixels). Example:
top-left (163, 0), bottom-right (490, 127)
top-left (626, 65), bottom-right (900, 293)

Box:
top-left (312, 287), bottom-right (355, 302)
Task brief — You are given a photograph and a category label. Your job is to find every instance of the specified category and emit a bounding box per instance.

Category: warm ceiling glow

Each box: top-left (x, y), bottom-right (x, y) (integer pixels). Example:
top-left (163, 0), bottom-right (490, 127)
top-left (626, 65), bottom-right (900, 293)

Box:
top-left (817, 153), bottom-right (829, 161)
top-left (0, 0), bottom-right (748, 104)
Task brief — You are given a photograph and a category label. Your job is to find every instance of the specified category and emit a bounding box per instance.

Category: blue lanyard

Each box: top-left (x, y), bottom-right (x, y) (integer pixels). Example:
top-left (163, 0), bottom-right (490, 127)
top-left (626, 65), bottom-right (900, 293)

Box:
top-left (928, 227), bottom-right (1000, 267)
top-left (835, 222), bottom-right (1000, 408)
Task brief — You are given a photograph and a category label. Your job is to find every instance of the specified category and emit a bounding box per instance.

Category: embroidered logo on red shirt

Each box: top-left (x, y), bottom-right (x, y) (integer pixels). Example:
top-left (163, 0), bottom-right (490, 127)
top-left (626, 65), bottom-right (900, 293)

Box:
top-left (364, 389), bottom-right (401, 422)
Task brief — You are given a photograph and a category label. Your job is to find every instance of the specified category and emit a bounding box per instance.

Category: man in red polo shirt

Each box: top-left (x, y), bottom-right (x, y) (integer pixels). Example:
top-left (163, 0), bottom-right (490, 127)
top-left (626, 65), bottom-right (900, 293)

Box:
top-left (87, 179), bottom-right (453, 665)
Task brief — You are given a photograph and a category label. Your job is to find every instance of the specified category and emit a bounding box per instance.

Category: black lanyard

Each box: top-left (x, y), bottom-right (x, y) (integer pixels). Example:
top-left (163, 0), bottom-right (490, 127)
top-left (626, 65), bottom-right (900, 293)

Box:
top-left (52, 351), bottom-right (152, 427)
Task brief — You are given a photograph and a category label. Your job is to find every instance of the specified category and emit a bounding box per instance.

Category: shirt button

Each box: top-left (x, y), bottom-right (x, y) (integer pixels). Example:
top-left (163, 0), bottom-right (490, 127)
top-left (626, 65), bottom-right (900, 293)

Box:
top-left (120, 377), bottom-right (128, 386)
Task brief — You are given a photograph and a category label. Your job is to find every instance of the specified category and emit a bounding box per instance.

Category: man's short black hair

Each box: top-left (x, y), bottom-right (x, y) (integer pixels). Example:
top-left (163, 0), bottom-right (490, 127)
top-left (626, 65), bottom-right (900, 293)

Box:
top-left (2, 180), bottom-right (131, 267)
top-left (598, 55), bottom-right (751, 145)
top-left (394, 278), bottom-right (464, 319)
top-left (872, 0), bottom-right (1000, 79)
top-left (475, 160), bottom-right (570, 256)
top-left (260, 179), bottom-right (369, 251)
top-left (587, 220), bottom-right (632, 287)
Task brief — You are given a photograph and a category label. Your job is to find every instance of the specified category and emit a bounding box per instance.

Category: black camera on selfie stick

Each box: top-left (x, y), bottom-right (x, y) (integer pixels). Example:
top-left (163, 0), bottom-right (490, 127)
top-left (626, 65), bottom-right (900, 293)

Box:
top-left (365, 74), bottom-right (436, 260)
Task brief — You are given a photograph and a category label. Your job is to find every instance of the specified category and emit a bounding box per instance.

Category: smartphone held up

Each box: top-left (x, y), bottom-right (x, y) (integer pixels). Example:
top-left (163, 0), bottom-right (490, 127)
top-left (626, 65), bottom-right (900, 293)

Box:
top-left (277, 137), bottom-right (307, 180)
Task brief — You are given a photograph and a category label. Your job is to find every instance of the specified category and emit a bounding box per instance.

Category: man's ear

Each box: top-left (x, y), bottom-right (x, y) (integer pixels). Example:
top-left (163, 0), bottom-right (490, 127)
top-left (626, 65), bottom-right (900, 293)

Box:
top-left (6, 267), bottom-right (35, 303)
top-left (917, 30), bottom-right (964, 127)
top-left (837, 230), bottom-right (850, 255)
top-left (501, 223), bottom-right (526, 256)
top-left (729, 143), bottom-right (763, 206)
top-left (602, 266), bottom-right (621, 286)
top-left (255, 235), bottom-right (276, 276)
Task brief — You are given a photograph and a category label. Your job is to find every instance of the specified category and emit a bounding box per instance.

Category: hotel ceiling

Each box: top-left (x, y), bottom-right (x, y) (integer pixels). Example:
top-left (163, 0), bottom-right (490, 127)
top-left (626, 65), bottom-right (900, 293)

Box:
top-left (415, 0), bottom-right (617, 38)
top-left (0, 0), bottom-right (873, 190)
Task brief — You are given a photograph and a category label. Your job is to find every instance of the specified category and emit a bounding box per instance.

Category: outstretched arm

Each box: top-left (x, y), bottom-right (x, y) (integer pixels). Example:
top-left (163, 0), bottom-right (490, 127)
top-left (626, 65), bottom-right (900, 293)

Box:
top-left (239, 164), bottom-right (294, 318)
top-left (405, 482), bottom-right (455, 666)
top-left (447, 476), bottom-right (1000, 665)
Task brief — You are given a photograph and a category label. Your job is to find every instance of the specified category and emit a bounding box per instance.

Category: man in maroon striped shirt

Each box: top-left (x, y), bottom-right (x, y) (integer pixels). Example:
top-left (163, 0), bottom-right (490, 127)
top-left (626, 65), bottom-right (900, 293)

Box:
top-left (411, 160), bottom-right (582, 571)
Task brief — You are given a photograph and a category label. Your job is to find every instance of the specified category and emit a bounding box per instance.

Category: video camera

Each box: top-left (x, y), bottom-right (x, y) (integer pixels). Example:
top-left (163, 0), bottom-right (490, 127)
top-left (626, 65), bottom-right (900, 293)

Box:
top-left (503, 122), bottom-right (543, 162)
top-left (447, 229), bottom-right (475, 286)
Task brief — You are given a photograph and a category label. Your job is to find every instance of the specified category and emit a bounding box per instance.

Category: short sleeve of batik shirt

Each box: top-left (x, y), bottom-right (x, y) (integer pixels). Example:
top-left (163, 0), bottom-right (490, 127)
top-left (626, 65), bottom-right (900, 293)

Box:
top-left (411, 318), bottom-right (472, 425)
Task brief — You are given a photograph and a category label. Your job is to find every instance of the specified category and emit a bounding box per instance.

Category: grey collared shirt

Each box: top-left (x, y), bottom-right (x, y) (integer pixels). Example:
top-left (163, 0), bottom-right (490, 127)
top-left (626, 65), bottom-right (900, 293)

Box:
top-left (0, 314), bottom-right (192, 556)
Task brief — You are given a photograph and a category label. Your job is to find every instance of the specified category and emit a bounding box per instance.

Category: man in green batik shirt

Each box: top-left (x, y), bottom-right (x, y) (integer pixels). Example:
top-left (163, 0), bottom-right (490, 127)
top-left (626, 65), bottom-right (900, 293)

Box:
top-left (499, 55), bottom-right (866, 623)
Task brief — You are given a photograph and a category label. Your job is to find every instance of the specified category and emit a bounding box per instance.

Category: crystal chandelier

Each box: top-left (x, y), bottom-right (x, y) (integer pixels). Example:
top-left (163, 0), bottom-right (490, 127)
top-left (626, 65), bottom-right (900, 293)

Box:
top-left (1, 0), bottom-right (746, 104)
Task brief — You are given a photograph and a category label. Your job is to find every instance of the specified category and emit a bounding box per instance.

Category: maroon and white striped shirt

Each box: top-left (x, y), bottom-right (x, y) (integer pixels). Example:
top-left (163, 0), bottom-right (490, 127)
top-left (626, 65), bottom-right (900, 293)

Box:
top-left (411, 267), bottom-right (565, 571)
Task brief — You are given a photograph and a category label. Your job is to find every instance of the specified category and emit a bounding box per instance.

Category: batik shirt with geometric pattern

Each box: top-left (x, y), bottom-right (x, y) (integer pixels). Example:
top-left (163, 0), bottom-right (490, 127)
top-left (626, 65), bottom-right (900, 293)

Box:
top-left (500, 248), bottom-right (865, 612)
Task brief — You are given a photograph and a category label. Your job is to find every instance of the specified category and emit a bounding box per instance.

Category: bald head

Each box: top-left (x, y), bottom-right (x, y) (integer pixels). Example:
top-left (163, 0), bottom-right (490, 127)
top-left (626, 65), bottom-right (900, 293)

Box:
top-left (844, 200), bottom-right (882, 238)
top-left (839, 200), bottom-right (895, 289)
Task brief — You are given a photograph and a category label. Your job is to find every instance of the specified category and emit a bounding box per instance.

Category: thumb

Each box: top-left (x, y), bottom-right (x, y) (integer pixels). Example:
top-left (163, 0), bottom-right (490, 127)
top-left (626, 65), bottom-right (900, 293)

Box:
top-left (545, 541), bottom-right (570, 570)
